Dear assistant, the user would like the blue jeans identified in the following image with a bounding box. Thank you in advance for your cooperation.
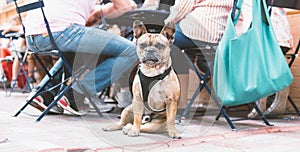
[173,24,218,74]
[26,24,138,96]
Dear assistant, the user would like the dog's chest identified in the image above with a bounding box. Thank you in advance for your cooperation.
[148,81,170,108]
[137,68,174,112]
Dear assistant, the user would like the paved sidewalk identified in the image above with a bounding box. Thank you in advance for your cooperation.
[1,90,300,152]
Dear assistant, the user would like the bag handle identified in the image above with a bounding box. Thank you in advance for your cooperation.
[231,0,271,27]
[231,0,243,25]
[252,0,271,27]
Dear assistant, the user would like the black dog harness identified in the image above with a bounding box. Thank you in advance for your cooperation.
[138,66,172,113]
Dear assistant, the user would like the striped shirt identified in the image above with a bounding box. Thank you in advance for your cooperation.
[167,0,233,43]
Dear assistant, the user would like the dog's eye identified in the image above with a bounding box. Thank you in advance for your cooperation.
[155,43,165,50]
[139,43,147,49]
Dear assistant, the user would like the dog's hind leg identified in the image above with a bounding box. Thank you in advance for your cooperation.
[103,105,134,131]
[140,119,168,133]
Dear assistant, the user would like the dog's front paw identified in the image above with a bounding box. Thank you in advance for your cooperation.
[127,126,140,137]
[168,130,181,139]
[122,123,133,135]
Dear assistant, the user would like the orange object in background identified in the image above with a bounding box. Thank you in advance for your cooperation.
[1,48,13,82]
[1,47,28,89]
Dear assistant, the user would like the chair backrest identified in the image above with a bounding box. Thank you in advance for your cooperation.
[265,0,300,66]
[13,0,73,73]
[266,0,300,10]
[14,0,59,50]
[13,0,74,76]
[14,0,44,36]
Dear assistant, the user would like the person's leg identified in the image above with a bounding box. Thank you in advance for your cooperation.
[23,58,65,113]
[173,24,198,49]
[33,54,54,83]
[26,53,36,83]
[26,24,138,113]
[10,56,20,88]
[71,26,138,98]
[173,24,218,74]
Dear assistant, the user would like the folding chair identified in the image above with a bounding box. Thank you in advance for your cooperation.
[12,0,104,122]
[181,0,300,130]
[251,0,300,116]
[285,39,300,115]
[4,32,32,95]
[179,46,273,131]
[0,55,13,95]
[268,0,300,115]
[254,39,300,117]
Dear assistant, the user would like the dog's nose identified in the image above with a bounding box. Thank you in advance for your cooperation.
[145,48,156,54]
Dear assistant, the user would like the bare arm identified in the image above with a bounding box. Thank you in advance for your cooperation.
[86,0,136,26]
[141,0,160,10]
[1,25,23,35]
[165,0,194,24]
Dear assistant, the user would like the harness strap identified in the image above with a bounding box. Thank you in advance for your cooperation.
[138,66,172,113]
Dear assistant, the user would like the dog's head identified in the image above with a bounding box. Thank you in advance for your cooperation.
[133,20,175,68]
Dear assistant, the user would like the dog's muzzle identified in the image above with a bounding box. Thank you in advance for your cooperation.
[141,48,162,66]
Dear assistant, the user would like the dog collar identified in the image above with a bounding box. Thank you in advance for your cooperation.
[138,66,172,113]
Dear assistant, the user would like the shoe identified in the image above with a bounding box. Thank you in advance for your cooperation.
[29,76,36,83]
[10,79,17,88]
[57,95,89,116]
[0,74,7,83]
[89,100,115,113]
[30,95,64,114]
[56,88,89,116]
[115,89,132,108]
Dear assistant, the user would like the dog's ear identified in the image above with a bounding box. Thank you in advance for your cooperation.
[160,22,176,43]
[133,20,148,40]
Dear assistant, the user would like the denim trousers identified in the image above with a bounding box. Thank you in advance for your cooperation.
[26,24,138,97]
[173,24,218,75]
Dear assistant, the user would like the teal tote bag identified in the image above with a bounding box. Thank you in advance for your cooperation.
[213,0,293,106]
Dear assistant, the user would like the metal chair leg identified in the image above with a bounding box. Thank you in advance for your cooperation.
[252,102,274,126]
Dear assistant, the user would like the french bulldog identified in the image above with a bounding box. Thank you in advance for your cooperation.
[103,20,181,139]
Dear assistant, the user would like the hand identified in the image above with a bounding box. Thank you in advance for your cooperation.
[1,25,22,35]
[1,28,10,35]
[140,0,159,10]
[129,0,137,10]
[164,18,175,25]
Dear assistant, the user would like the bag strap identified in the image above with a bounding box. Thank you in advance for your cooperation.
[268,0,274,15]
[231,0,271,27]
[258,0,271,27]
[231,0,243,25]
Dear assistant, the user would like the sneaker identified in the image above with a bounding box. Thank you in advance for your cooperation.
[10,79,17,88]
[56,88,90,115]
[115,89,132,108]
[57,95,89,116]
[30,95,64,114]
[88,100,115,113]
[29,76,36,83]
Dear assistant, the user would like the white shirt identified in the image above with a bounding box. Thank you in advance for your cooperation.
[24,0,96,36]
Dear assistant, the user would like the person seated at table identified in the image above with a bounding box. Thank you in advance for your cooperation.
[1,16,37,88]
[24,0,138,115]
[164,0,237,75]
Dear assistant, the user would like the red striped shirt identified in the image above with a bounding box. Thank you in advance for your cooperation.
[167,0,233,43]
